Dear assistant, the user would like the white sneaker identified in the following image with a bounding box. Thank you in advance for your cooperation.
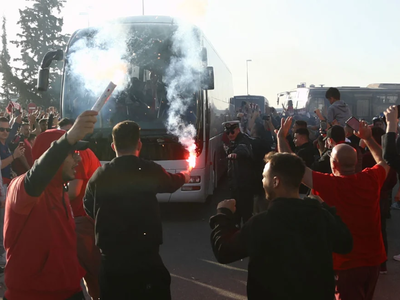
[393,254,400,261]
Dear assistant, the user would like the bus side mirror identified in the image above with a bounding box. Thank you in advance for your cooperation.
[37,69,50,92]
[37,49,64,91]
[203,66,214,90]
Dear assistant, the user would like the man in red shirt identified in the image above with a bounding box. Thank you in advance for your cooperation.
[3,111,98,300]
[68,148,102,299]
[277,117,390,300]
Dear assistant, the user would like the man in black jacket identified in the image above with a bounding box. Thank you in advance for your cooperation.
[210,152,352,300]
[222,120,254,227]
[83,120,190,300]
[294,127,315,195]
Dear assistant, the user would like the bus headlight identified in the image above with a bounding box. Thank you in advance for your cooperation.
[189,176,201,183]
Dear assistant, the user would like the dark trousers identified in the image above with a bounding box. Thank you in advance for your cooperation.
[99,260,171,300]
[335,265,380,300]
[231,188,253,227]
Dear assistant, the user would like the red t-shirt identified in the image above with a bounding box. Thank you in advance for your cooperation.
[312,165,387,270]
[71,149,101,217]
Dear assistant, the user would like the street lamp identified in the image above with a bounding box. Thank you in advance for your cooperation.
[246,59,252,95]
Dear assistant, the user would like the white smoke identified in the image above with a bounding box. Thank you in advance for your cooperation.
[164,20,204,154]
[68,23,130,98]
[67,19,203,163]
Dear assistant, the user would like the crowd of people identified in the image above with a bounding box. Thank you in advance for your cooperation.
[215,87,400,299]
[0,86,398,300]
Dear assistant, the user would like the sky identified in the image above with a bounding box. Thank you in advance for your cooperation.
[2,0,400,106]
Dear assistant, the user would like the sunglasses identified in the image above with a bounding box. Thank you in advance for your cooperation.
[225,130,236,135]
[0,128,11,133]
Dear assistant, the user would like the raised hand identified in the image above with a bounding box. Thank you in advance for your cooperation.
[13,144,25,159]
[277,117,293,138]
[66,110,98,145]
[384,105,398,125]
[353,120,372,140]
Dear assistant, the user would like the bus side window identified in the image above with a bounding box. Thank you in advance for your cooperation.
[354,93,371,119]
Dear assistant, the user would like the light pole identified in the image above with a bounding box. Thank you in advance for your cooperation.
[246,59,252,95]
[142,0,145,15]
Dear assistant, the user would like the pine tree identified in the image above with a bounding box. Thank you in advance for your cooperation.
[11,0,69,108]
[0,16,13,105]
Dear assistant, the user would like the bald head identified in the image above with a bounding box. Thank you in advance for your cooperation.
[331,144,357,175]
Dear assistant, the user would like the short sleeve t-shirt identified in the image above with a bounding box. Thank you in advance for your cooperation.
[312,165,387,270]
[71,149,101,218]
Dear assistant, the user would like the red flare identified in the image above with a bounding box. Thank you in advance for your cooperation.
[186,144,197,171]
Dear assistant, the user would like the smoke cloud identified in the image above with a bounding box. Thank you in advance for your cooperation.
[68,23,130,98]
[177,0,208,24]
[67,19,204,163]
[164,20,203,155]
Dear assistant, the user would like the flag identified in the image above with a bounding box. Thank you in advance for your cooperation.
[12,101,21,111]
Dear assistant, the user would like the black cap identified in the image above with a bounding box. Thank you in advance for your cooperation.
[324,125,345,143]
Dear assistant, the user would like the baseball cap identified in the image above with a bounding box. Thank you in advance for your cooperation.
[324,125,346,143]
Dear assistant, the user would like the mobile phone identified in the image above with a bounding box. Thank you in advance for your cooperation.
[345,116,360,132]
[19,142,24,148]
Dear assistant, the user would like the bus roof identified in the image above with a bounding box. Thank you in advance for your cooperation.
[279,83,400,95]
[114,15,177,25]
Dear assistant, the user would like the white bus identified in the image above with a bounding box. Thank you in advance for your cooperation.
[38,16,234,203]
[277,83,400,122]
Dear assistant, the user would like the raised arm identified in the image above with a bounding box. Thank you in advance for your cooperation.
[382,105,400,172]
[277,117,314,188]
[29,113,41,136]
[24,111,98,197]
[6,115,21,145]
[156,165,189,193]
[354,120,389,176]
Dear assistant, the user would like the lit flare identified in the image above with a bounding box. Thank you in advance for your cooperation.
[186,144,197,171]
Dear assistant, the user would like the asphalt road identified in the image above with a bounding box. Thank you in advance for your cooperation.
[160,177,400,300]
[160,177,248,300]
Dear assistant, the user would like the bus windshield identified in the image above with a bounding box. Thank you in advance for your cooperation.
[62,25,201,135]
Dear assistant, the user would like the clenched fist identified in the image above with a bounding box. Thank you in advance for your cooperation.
[217,199,236,213]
